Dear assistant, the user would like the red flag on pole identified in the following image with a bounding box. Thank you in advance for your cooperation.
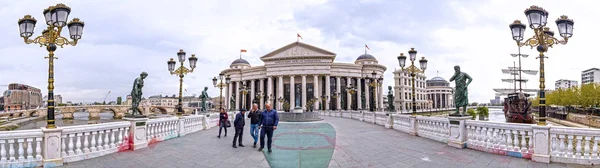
[297,33,303,39]
[240,49,247,52]
[365,44,370,50]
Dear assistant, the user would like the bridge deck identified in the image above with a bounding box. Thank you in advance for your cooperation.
[59,116,572,168]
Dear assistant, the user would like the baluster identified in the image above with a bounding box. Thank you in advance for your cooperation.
[474,127,480,147]
[68,134,75,155]
[8,139,15,161]
[576,135,583,158]
[26,138,33,161]
[104,130,110,149]
[567,135,574,158]
[83,132,90,153]
[61,134,67,156]
[0,139,6,162]
[90,131,97,152]
[512,130,519,151]
[593,136,599,159]
[75,133,83,154]
[520,130,527,153]
[584,136,591,158]
[505,129,513,150]
[527,131,533,153]
[551,134,558,156]
[118,128,124,147]
[493,129,500,150]
[110,129,116,148]
[466,126,472,145]
[35,137,42,160]
[160,122,165,137]
[97,131,105,150]
[17,138,24,161]
[560,134,567,157]
[487,128,493,150]
[499,129,506,150]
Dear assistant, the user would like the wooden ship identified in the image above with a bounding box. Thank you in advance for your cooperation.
[493,53,538,124]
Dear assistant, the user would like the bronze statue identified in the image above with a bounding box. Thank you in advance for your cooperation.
[387,86,395,112]
[130,72,148,116]
[449,66,473,116]
[200,87,209,112]
[361,94,366,110]
[229,96,236,111]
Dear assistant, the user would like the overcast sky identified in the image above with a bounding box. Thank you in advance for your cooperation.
[0,0,590,104]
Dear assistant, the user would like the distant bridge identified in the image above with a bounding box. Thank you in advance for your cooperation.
[0,105,197,119]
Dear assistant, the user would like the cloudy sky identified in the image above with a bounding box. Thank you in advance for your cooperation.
[0,0,589,104]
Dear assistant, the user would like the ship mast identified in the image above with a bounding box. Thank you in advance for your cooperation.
[511,47,529,93]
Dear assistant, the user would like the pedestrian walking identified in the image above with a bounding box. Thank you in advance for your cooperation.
[217,108,229,138]
[232,109,246,148]
[258,103,279,153]
[248,103,262,148]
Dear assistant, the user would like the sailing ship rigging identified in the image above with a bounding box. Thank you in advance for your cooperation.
[493,51,538,123]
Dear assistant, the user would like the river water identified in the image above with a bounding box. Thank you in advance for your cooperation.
[16,111,122,130]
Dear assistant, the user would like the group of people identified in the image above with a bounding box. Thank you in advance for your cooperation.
[217,103,279,153]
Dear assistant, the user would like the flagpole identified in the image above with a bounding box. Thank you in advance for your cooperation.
[365,45,367,54]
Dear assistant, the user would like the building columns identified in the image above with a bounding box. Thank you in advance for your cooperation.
[346,77,351,110]
[380,78,384,110]
[259,79,265,109]
[325,75,331,110]
[357,78,362,110]
[226,81,232,110]
[336,76,341,110]
[267,77,273,105]
[235,81,240,110]
[313,75,319,110]
[250,80,255,109]
[302,75,307,110]
[290,75,295,111]
[278,76,284,111]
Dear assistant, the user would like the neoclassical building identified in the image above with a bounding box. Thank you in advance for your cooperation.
[220,41,387,112]
[393,68,427,112]
[426,76,454,109]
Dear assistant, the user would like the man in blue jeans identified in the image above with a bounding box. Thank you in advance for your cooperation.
[247,103,262,148]
[258,103,279,153]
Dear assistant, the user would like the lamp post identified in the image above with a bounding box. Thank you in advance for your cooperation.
[18,3,85,128]
[509,6,574,126]
[212,74,231,111]
[255,90,263,106]
[347,84,357,110]
[167,49,198,116]
[239,84,249,110]
[320,95,327,111]
[367,71,383,112]
[397,48,428,116]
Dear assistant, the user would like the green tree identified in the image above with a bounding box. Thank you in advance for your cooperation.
[117,97,122,105]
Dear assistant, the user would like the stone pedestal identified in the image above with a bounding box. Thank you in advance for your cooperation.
[124,118,149,150]
[532,125,551,163]
[384,113,393,129]
[293,107,304,113]
[409,116,418,136]
[447,116,471,149]
[42,127,64,167]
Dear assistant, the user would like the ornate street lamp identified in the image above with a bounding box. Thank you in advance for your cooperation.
[510,6,574,126]
[397,48,428,116]
[347,84,357,110]
[212,74,230,111]
[18,3,85,128]
[367,71,383,112]
[239,84,249,110]
[167,49,198,116]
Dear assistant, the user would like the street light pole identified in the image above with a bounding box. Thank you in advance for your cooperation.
[213,74,231,111]
[509,5,574,126]
[167,49,198,116]
[397,48,428,116]
[18,3,85,128]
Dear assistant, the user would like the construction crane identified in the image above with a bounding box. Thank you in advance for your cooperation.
[102,91,111,104]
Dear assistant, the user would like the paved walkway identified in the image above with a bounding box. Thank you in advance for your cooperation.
[60,116,595,168]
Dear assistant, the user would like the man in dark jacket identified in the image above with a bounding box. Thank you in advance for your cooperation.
[248,103,262,148]
[258,103,279,152]
[232,109,246,148]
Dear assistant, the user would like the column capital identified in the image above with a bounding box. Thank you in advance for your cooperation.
[301,75,307,77]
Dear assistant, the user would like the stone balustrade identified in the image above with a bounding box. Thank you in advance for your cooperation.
[320,110,600,165]
[0,112,227,167]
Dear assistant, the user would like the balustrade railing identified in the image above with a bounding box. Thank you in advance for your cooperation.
[61,121,130,163]
[182,115,204,134]
[416,116,450,143]
[147,117,179,143]
[465,121,533,158]
[363,112,374,123]
[392,114,411,133]
[374,113,387,126]
[550,127,600,164]
[0,129,43,167]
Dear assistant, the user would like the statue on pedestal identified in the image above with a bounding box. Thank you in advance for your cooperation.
[200,87,209,112]
[361,94,366,110]
[130,72,148,116]
[229,96,236,111]
[387,86,395,112]
[295,85,301,108]
[449,65,473,116]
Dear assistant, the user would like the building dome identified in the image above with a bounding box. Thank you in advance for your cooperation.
[231,58,250,65]
[356,54,377,61]
[427,76,449,87]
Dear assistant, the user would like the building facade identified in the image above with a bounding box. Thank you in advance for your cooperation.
[425,77,454,110]
[147,95,178,106]
[220,41,387,112]
[43,95,62,106]
[393,68,427,112]
[2,83,43,111]
[581,68,600,84]
[555,79,578,89]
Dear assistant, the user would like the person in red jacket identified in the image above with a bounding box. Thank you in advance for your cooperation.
[217,108,228,138]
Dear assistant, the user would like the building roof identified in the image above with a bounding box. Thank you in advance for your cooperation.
[426,76,449,86]
[230,58,250,66]
[356,54,377,61]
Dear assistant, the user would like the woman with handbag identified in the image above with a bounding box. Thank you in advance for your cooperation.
[218,108,230,138]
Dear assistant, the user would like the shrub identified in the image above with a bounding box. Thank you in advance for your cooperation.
[467,108,477,118]
[476,106,489,117]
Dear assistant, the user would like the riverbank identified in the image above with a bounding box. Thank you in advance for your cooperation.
[0,116,45,131]
[547,117,599,128]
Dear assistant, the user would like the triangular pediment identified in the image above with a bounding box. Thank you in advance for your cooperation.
[260,42,336,61]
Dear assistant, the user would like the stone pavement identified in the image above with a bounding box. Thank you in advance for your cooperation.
[59,116,597,168]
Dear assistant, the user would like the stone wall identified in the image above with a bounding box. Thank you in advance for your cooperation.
[567,113,600,128]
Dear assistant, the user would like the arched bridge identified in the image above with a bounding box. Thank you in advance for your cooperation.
[0,105,195,119]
